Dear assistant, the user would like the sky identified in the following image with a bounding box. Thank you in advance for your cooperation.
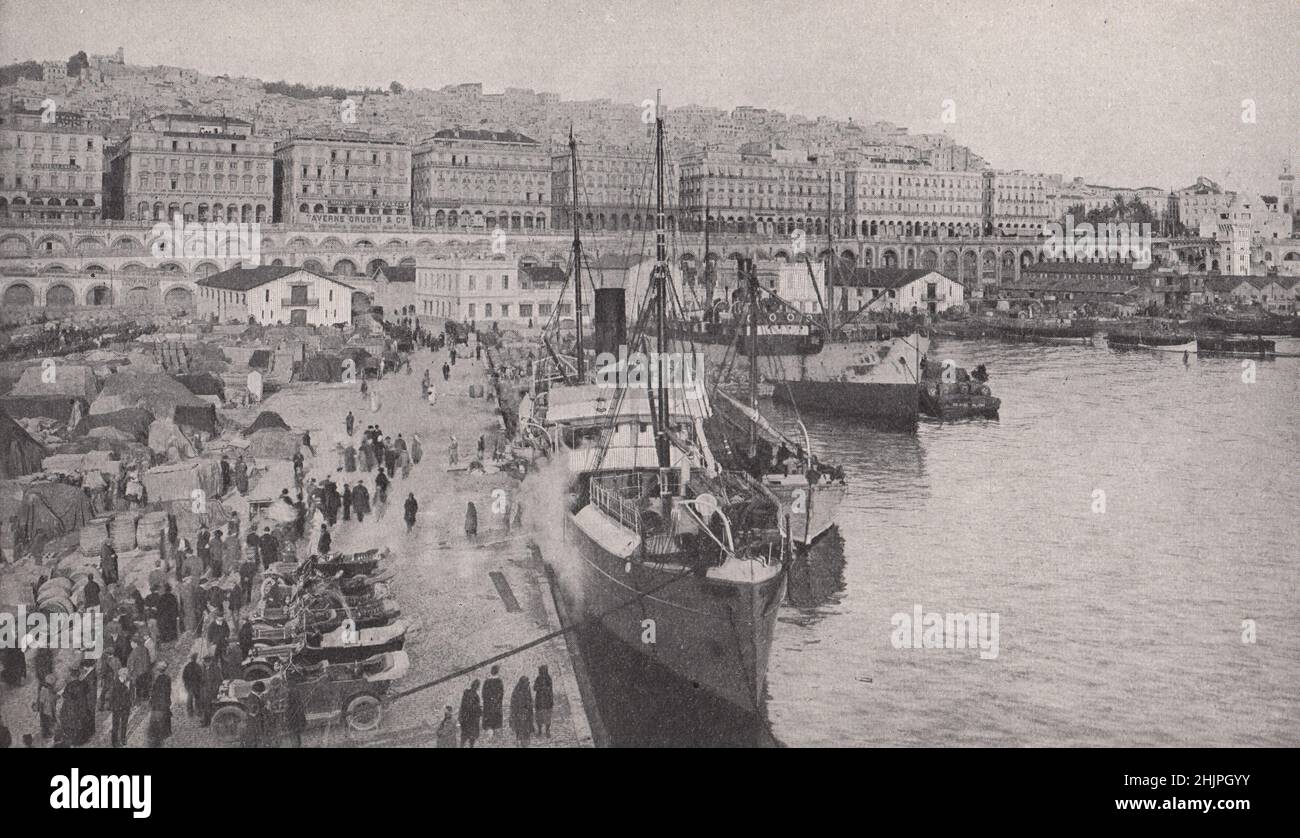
[1,0,1297,194]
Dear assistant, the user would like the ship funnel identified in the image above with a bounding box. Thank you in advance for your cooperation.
[593,287,626,358]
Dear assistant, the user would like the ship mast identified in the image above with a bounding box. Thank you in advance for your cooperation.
[747,258,759,456]
[568,128,586,380]
[825,161,835,335]
[652,92,672,501]
[702,193,711,311]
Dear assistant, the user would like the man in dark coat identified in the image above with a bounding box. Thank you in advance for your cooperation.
[403,493,418,532]
[198,655,222,726]
[509,676,534,747]
[481,666,504,739]
[343,483,353,521]
[181,653,202,717]
[156,583,179,643]
[109,668,132,746]
[234,456,249,495]
[317,524,331,554]
[458,680,482,747]
[534,665,554,736]
[219,455,232,496]
[352,482,370,523]
[345,411,355,437]
[147,663,172,748]
[83,574,101,611]
[259,529,280,568]
[374,469,390,507]
[100,541,119,585]
[237,617,255,661]
[59,672,93,746]
[207,614,230,659]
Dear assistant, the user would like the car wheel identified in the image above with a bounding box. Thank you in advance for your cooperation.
[344,693,382,733]
[210,706,248,744]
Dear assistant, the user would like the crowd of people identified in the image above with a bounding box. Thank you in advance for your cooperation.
[443,662,555,748]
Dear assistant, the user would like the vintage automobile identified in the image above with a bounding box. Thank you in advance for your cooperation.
[254,583,392,623]
[249,597,402,641]
[241,619,409,680]
[209,650,411,741]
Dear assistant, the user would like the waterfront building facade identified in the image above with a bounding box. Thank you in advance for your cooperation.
[106,113,275,223]
[982,170,1052,236]
[0,104,104,222]
[679,143,846,236]
[550,143,679,231]
[411,128,551,231]
[846,161,983,238]
[412,257,585,328]
[196,264,355,325]
[829,267,965,315]
[273,135,412,230]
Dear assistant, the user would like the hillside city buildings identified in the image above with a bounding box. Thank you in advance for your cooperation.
[1,49,1299,324]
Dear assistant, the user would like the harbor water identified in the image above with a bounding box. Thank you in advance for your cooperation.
[763,338,1300,746]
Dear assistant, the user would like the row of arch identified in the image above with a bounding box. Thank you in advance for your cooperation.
[1,280,195,310]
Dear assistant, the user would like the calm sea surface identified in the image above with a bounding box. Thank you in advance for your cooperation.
[763,338,1300,747]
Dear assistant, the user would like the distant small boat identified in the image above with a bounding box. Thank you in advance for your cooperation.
[1106,332,1197,353]
[920,364,1000,420]
[1197,336,1276,357]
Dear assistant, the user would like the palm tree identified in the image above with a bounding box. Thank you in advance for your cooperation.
[1112,194,1128,221]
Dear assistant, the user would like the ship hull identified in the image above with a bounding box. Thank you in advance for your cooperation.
[560,512,786,714]
[771,379,920,427]
[769,481,846,544]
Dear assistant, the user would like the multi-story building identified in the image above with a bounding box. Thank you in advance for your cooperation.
[846,160,983,238]
[550,142,679,231]
[830,267,966,315]
[411,128,551,231]
[106,113,275,223]
[0,103,104,222]
[273,134,411,229]
[982,170,1052,236]
[679,143,846,236]
[412,257,585,328]
[195,265,355,326]
[1176,176,1234,235]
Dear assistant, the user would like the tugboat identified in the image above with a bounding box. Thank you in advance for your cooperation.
[920,361,1000,419]
[1106,329,1197,353]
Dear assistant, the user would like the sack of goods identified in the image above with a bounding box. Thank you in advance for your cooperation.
[80,517,111,555]
[109,512,139,552]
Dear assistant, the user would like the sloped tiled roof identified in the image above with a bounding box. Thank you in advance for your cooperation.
[835,267,953,289]
[197,265,333,292]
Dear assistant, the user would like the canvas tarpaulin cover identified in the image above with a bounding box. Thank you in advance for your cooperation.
[246,429,299,459]
[13,481,93,545]
[0,407,47,479]
[173,403,218,436]
[142,460,221,504]
[147,418,198,459]
[74,407,154,443]
[175,372,226,399]
[91,370,208,418]
[0,394,87,424]
[298,354,342,383]
[243,411,292,436]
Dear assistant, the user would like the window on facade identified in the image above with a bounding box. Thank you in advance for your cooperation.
[468,304,476,318]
